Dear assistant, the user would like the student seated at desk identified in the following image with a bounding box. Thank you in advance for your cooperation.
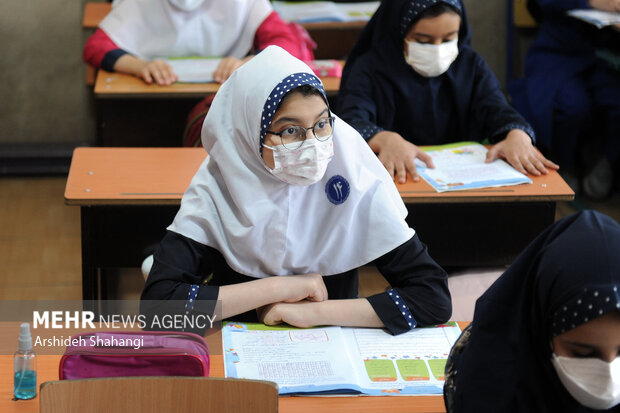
[511,0,620,199]
[141,46,451,335]
[83,0,313,146]
[444,210,620,412]
[336,0,558,184]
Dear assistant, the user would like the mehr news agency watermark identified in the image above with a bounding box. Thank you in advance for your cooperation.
[31,311,217,350]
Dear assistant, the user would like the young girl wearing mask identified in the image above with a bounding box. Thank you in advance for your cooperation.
[141,46,452,334]
[337,0,558,184]
[444,210,620,412]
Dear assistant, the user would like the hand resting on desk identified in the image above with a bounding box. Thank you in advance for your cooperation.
[485,129,559,177]
[258,298,384,329]
[219,272,328,319]
[367,131,435,184]
[114,54,178,85]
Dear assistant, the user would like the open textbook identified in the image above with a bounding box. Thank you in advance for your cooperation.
[163,57,222,83]
[416,142,532,192]
[162,57,343,83]
[223,321,461,395]
[567,9,620,28]
[272,1,380,23]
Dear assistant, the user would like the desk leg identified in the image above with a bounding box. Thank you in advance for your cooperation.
[81,206,99,314]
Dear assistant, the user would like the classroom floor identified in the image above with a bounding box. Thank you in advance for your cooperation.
[2,176,620,320]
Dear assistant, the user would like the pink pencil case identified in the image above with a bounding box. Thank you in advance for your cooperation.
[307,59,343,78]
[59,331,209,379]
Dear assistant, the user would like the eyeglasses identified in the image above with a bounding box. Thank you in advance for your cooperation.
[265,117,335,150]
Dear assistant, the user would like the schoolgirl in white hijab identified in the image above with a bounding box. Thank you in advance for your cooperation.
[141,46,451,334]
[97,0,276,85]
[100,0,271,61]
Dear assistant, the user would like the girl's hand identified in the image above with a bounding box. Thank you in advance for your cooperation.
[258,301,320,328]
[486,129,559,176]
[589,0,620,12]
[213,56,252,83]
[368,131,435,184]
[137,59,177,85]
[279,273,328,303]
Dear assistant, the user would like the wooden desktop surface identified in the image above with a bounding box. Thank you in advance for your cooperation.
[64,147,574,206]
[1,322,470,413]
[82,2,110,28]
[94,70,342,98]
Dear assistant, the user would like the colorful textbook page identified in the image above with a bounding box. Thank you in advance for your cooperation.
[416,142,532,192]
[163,57,222,83]
[222,321,461,395]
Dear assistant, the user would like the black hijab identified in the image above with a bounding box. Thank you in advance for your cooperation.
[337,0,534,145]
[451,210,620,412]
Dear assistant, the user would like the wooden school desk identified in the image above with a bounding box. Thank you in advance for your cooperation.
[65,147,573,305]
[0,322,469,413]
[94,69,342,99]
[92,68,341,147]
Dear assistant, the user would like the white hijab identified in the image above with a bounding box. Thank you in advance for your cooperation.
[99,0,272,60]
[169,46,415,277]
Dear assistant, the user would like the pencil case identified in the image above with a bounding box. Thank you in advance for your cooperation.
[307,59,343,78]
[59,331,209,379]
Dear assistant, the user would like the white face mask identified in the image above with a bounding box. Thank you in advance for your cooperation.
[551,353,620,410]
[168,0,205,11]
[405,39,459,78]
[263,137,334,186]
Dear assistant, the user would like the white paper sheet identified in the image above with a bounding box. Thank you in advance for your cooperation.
[163,58,222,83]
[567,9,620,28]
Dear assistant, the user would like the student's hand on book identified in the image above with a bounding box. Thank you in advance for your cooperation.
[486,129,559,176]
[368,131,435,184]
[279,273,328,303]
[113,55,178,85]
[589,0,620,12]
[138,59,178,86]
[213,57,252,83]
[258,301,319,328]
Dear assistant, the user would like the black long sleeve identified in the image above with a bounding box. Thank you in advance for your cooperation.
[142,231,451,335]
[367,234,451,335]
[468,54,536,144]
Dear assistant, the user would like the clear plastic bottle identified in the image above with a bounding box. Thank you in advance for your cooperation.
[14,322,37,400]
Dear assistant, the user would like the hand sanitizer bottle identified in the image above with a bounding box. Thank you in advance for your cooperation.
[14,322,37,400]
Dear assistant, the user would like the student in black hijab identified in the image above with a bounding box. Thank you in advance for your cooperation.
[337,0,558,184]
[445,210,620,412]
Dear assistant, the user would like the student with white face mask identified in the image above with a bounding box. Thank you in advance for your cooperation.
[338,0,558,185]
[444,210,620,412]
[141,46,452,334]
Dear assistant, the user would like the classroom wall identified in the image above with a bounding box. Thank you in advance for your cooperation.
[464,0,507,87]
[0,0,508,148]
[0,0,97,146]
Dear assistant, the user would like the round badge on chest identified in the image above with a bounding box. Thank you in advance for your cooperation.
[325,175,350,205]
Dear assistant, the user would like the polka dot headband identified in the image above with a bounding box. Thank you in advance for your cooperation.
[550,284,620,337]
[259,72,327,152]
[400,0,462,36]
